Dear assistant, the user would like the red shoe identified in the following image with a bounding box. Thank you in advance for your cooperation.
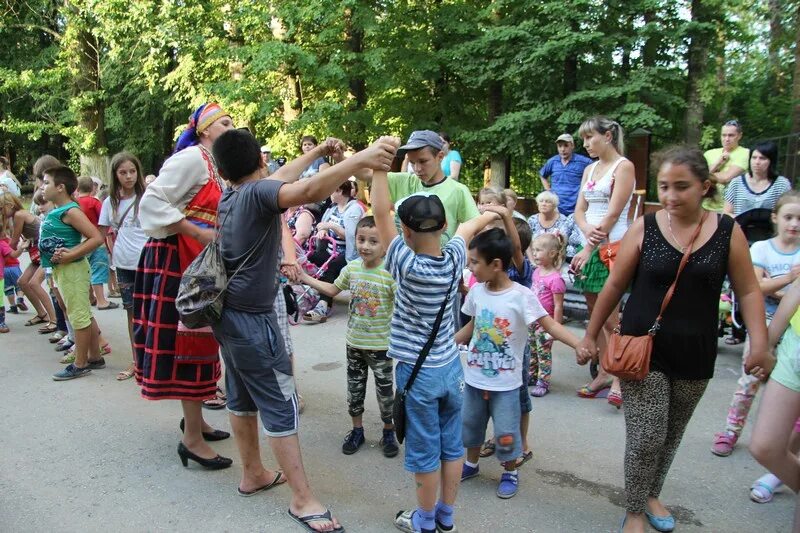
[608,390,623,409]
[711,431,738,457]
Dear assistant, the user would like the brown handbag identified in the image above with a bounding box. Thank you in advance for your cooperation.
[603,212,707,381]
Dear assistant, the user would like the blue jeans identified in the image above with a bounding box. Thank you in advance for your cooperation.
[395,357,465,473]
[462,384,522,462]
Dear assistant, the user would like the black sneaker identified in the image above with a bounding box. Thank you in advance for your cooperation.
[342,428,365,455]
[8,305,18,314]
[87,357,106,369]
[380,429,399,458]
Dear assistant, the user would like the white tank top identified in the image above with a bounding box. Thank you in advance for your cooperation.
[581,157,632,243]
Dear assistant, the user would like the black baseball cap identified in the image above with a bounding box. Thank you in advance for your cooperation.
[396,193,446,233]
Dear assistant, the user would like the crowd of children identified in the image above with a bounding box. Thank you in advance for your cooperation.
[5,120,800,533]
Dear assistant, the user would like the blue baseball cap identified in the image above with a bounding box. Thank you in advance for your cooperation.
[399,130,444,152]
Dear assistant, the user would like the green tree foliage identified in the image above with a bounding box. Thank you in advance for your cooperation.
[0,0,796,194]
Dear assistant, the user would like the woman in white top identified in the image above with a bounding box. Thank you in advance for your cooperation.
[571,117,635,407]
[0,156,21,197]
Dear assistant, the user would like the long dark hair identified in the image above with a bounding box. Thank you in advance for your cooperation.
[109,152,145,220]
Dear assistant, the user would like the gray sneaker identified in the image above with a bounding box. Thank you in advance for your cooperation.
[87,358,106,369]
[53,364,92,381]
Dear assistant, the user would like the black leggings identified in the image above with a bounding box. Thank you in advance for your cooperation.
[308,243,347,306]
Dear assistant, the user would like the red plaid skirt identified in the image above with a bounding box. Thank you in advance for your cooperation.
[132,235,220,401]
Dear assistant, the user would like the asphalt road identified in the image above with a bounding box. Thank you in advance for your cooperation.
[0,294,794,532]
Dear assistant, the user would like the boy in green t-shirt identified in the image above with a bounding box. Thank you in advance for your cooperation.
[299,216,399,458]
[39,165,105,381]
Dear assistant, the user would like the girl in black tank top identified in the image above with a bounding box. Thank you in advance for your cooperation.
[574,147,771,531]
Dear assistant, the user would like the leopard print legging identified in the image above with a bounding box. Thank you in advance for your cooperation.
[621,371,709,513]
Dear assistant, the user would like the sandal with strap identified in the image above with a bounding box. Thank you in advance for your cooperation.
[479,438,496,458]
[116,365,135,381]
[25,315,48,326]
[577,379,612,398]
[202,387,227,410]
[288,508,344,532]
[38,322,58,334]
[751,475,783,503]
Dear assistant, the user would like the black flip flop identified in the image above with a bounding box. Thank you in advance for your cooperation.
[287,509,345,532]
[237,471,286,497]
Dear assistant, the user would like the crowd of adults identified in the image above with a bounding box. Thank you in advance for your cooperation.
[1,107,798,533]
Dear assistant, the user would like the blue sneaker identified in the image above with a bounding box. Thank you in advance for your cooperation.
[342,428,365,455]
[496,472,519,499]
[53,364,91,381]
[645,510,675,532]
[460,463,479,481]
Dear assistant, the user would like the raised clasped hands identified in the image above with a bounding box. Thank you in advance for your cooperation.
[361,136,400,172]
[320,137,346,162]
[481,204,510,219]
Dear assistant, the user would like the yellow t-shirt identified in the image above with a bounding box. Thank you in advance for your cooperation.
[790,306,800,336]
[702,145,750,211]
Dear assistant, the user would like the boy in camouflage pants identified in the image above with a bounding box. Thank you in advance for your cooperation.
[299,216,399,457]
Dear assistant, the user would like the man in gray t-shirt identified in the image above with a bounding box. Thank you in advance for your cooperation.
[210,128,397,532]
[218,178,283,312]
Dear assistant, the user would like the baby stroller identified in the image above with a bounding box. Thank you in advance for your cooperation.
[288,233,340,325]
[718,208,774,341]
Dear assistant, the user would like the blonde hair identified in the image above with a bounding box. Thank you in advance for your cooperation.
[536,190,560,207]
[578,116,625,154]
[774,190,800,215]
[478,186,506,206]
[504,188,517,202]
[533,232,566,270]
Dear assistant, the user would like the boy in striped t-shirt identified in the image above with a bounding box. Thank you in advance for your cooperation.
[299,216,399,458]
[371,149,499,533]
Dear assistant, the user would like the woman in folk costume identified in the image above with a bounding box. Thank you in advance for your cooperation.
[134,103,235,469]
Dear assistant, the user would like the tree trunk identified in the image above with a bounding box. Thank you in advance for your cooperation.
[768,0,784,90]
[642,10,657,68]
[488,80,507,187]
[563,21,579,96]
[785,3,800,181]
[74,28,109,181]
[345,6,367,150]
[684,0,712,144]
[270,16,303,122]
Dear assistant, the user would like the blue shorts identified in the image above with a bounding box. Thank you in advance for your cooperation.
[3,266,22,296]
[520,345,532,414]
[395,357,465,473]
[116,268,135,310]
[462,384,522,463]
[88,247,109,285]
[213,307,299,437]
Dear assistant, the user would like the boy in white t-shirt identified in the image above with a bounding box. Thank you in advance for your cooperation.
[455,228,580,499]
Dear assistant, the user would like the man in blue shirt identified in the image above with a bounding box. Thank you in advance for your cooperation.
[539,134,593,216]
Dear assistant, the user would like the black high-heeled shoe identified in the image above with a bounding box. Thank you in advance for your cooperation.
[177,442,232,470]
[179,418,230,441]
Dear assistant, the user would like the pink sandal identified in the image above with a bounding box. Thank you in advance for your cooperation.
[608,390,623,409]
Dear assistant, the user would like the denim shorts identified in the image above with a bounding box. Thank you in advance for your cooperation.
[212,307,299,437]
[3,266,22,296]
[116,268,135,310]
[520,345,532,414]
[88,247,109,285]
[395,357,465,473]
[462,384,522,462]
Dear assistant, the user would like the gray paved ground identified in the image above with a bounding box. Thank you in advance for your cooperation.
[0,293,795,532]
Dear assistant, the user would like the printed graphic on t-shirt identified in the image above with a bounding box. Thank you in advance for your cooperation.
[350,279,381,318]
[468,308,516,377]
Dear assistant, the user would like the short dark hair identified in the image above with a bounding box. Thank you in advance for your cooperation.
[513,218,533,252]
[469,228,512,270]
[300,135,318,147]
[44,165,77,195]
[338,180,354,198]
[356,216,376,233]
[652,145,716,200]
[724,119,743,134]
[751,141,779,181]
[212,129,261,183]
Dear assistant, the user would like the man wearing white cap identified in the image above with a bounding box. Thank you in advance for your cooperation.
[539,133,592,216]
[260,145,280,176]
